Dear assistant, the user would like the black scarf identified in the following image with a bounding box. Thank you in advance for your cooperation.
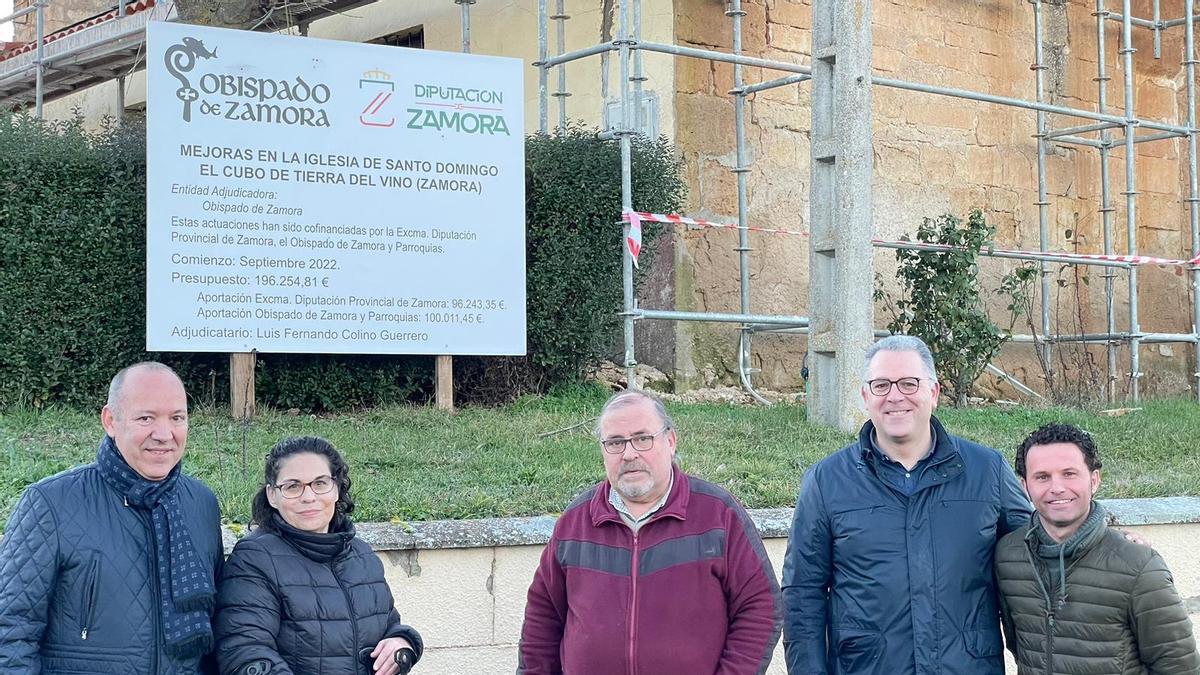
[271,512,355,563]
[95,435,214,658]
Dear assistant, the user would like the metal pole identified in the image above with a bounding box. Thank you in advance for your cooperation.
[116,76,125,123]
[553,0,568,129]
[872,241,1134,268]
[538,0,548,133]
[635,309,810,324]
[1121,0,1142,401]
[456,0,474,53]
[728,0,768,405]
[618,0,638,387]
[1097,0,1119,402]
[630,40,1189,134]
[34,1,44,118]
[1185,0,1200,399]
[541,42,616,68]
[631,0,644,134]
[1102,10,1157,28]
[1153,0,1162,59]
[742,74,811,95]
[1033,0,1053,380]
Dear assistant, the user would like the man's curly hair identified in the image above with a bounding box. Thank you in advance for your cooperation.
[1014,422,1102,478]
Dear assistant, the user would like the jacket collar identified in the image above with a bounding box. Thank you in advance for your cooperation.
[590,464,689,527]
[856,416,965,490]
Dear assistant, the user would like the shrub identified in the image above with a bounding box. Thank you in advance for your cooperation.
[876,209,1026,405]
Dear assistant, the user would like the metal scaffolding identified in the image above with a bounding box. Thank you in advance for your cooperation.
[6,0,1199,410]
[534,0,1200,410]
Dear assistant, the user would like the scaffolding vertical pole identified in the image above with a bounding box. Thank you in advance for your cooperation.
[1153,0,1162,58]
[1121,0,1142,401]
[618,0,638,387]
[808,0,875,432]
[117,76,126,124]
[553,0,568,128]
[631,0,644,133]
[1096,0,1119,402]
[34,1,44,118]
[1033,0,1053,382]
[728,0,766,404]
[456,0,474,53]
[1185,0,1200,399]
[538,0,549,133]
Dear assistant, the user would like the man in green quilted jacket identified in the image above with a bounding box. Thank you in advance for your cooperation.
[995,422,1199,675]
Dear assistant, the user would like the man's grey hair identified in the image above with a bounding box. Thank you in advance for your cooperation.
[594,389,675,438]
[107,361,184,415]
[862,335,937,381]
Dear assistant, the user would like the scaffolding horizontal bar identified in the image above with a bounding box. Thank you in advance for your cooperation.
[537,41,616,68]
[742,320,810,331]
[1049,135,1107,148]
[872,240,1135,268]
[1142,332,1200,343]
[0,5,36,24]
[632,308,810,325]
[1163,14,1200,27]
[739,74,810,95]
[1100,11,1159,28]
[1044,121,1124,139]
[636,41,812,76]
[873,75,1188,135]
[1133,130,1186,144]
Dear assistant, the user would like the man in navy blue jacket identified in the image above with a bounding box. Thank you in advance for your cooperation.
[782,335,1032,675]
[0,362,223,674]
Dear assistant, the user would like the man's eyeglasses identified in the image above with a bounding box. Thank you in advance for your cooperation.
[273,476,336,499]
[600,426,671,454]
[865,377,925,396]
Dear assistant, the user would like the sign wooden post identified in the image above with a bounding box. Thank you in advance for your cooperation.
[231,352,256,420]
[435,354,453,411]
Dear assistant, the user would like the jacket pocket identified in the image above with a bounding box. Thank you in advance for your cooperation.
[79,556,100,640]
[835,628,882,673]
[962,627,1002,658]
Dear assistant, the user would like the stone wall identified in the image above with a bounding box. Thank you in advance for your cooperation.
[322,498,1200,673]
[671,0,1198,397]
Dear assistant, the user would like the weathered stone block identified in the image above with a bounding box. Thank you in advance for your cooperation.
[381,547,496,647]
[904,101,978,133]
[491,545,544,643]
[766,0,811,30]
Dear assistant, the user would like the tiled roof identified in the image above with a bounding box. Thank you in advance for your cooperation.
[0,0,155,63]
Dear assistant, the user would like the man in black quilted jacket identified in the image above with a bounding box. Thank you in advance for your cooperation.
[0,362,224,674]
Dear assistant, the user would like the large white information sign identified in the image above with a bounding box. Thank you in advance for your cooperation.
[146,22,526,355]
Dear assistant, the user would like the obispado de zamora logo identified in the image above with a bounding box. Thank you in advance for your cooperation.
[164,36,333,127]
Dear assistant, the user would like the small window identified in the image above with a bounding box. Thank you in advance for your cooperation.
[370,26,424,50]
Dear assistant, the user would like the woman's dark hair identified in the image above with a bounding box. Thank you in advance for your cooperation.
[251,436,355,532]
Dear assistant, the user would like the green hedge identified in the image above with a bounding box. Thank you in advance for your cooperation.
[0,117,684,409]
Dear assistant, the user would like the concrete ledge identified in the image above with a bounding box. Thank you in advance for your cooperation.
[219,497,1200,553]
[1103,497,1200,525]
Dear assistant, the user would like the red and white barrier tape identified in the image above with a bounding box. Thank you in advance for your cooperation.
[622,210,1200,269]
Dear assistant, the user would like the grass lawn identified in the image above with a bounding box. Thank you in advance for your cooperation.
[2,387,1198,526]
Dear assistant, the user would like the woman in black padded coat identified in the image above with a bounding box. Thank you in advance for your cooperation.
[215,436,422,675]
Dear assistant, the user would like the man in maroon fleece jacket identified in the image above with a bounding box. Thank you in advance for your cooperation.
[518,390,782,674]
